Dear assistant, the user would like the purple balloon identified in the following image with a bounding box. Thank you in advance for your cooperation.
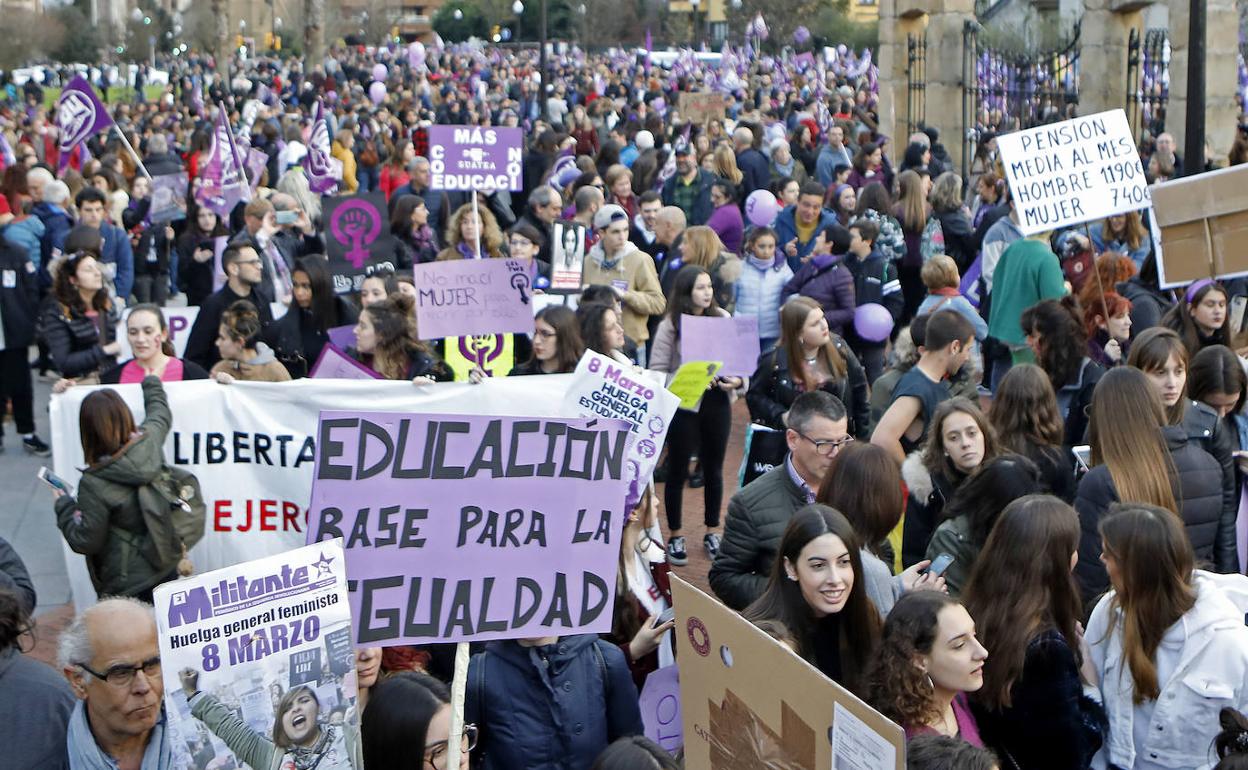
[745,189,780,227]
[372,63,388,82]
[854,303,894,343]
[369,81,387,105]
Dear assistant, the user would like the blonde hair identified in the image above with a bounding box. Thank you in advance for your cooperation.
[920,255,960,290]
[713,145,743,185]
[680,226,725,269]
[441,202,504,258]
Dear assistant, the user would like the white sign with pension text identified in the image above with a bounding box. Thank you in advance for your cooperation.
[996,109,1149,235]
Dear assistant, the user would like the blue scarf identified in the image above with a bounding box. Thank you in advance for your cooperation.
[66,700,171,770]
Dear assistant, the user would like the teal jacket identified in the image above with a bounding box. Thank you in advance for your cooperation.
[986,239,1066,347]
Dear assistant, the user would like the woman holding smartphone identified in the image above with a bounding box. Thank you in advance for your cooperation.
[648,265,745,565]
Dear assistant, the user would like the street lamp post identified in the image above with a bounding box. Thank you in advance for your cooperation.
[577,3,586,47]
[690,0,701,47]
[513,0,524,44]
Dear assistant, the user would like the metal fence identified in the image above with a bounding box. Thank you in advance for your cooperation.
[906,33,928,137]
[961,20,1081,179]
[1125,27,1170,140]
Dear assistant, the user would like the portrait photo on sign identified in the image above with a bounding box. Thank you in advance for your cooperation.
[551,222,586,292]
[154,541,363,770]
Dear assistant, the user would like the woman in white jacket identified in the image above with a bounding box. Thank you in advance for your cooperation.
[1086,503,1248,770]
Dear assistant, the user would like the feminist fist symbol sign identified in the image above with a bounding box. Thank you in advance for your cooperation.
[330,199,383,269]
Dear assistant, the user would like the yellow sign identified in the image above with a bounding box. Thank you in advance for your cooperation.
[445,334,515,381]
[668,360,722,410]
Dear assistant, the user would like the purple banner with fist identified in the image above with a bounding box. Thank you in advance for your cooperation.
[322,192,397,294]
[307,411,632,645]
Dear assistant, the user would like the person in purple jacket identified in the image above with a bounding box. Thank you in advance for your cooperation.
[780,222,856,338]
[705,180,744,256]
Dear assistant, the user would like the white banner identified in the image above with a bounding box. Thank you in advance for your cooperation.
[997,109,1150,235]
[114,306,200,360]
[51,376,592,610]
[153,540,359,770]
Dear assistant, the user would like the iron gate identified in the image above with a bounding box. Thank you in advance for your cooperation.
[906,33,928,137]
[1125,27,1170,140]
[961,21,1081,179]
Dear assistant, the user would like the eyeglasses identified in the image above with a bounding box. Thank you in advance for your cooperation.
[795,431,854,456]
[534,329,557,339]
[425,723,478,768]
[78,656,162,687]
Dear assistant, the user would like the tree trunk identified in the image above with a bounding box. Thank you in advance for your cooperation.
[213,0,229,83]
[304,0,325,64]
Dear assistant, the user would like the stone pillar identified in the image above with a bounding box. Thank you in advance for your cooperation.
[878,0,975,174]
[1168,0,1238,166]
[1079,0,1145,122]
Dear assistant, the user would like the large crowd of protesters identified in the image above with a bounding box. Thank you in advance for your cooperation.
[3,32,1248,770]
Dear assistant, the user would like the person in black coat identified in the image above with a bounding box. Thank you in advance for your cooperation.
[262,255,359,378]
[40,251,121,380]
[963,496,1106,770]
[0,238,47,453]
[1073,369,1224,608]
[183,244,274,371]
[747,297,870,439]
[932,172,977,273]
[122,198,173,307]
[176,205,229,307]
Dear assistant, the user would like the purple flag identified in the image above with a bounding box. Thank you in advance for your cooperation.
[309,344,380,379]
[190,80,204,116]
[55,75,114,171]
[0,133,14,167]
[645,29,653,74]
[304,100,338,195]
[306,411,632,645]
[194,106,251,217]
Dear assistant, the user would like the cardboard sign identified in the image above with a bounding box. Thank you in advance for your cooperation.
[427,125,523,192]
[307,411,632,646]
[323,192,398,294]
[679,92,726,125]
[564,350,680,508]
[671,576,905,770]
[153,540,362,770]
[551,222,587,292]
[413,258,536,340]
[996,109,1149,236]
[679,315,761,378]
[149,172,188,224]
[1150,164,1248,288]
[308,344,382,380]
[114,306,199,360]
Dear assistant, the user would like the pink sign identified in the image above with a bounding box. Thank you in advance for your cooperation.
[413,258,536,340]
[308,344,381,380]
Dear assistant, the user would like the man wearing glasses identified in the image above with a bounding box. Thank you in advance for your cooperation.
[183,244,273,370]
[710,391,851,610]
[60,598,170,769]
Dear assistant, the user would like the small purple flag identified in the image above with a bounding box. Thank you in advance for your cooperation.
[190,80,204,116]
[194,105,251,218]
[304,100,338,195]
[0,133,15,167]
[55,75,114,171]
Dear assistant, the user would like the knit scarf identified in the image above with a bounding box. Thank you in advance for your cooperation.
[747,254,774,271]
[66,700,171,770]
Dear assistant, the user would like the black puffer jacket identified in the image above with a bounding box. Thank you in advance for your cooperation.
[709,464,808,610]
[746,338,871,438]
[1073,425,1223,607]
[900,453,967,568]
[1181,400,1240,573]
[40,297,119,378]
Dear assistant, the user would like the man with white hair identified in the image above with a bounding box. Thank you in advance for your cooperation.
[733,125,770,199]
[60,598,171,769]
[32,180,74,286]
[25,166,52,203]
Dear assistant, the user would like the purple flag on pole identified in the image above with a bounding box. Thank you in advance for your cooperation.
[190,80,204,116]
[55,75,114,171]
[0,133,14,167]
[194,106,251,218]
[304,100,338,195]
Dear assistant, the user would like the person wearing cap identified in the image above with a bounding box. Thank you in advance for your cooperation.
[661,144,715,227]
[583,204,666,363]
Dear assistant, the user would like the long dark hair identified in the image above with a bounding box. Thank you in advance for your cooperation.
[990,364,1065,452]
[1127,326,1190,425]
[526,306,584,373]
[1098,503,1197,703]
[389,194,422,236]
[1020,297,1086,390]
[363,293,429,380]
[578,302,621,356]
[940,454,1043,547]
[53,252,112,318]
[666,265,719,339]
[1162,279,1230,355]
[743,504,881,693]
[817,442,905,559]
[1190,344,1248,416]
[963,495,1083,710]
[292,255,342,333]
[863,591,963,729]
[361,672,450,770]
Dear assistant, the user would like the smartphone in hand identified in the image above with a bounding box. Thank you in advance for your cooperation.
[926,553,955,578]
[37,466,73,495]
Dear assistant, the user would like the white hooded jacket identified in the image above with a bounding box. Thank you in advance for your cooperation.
[1088,570,1248,769]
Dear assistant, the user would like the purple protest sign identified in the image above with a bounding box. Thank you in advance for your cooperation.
[427,125,523,192]
[309,344,381,380]
[56,75,114,171]
[304,100,338,194]
[327,325,356,351]
[149,172,188,224]
[640,665,683,754]
[413,258,536,340]
[307,411,632,645]
[246,148,268,191]
[679,315,761,378]
[322,192,397,293]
